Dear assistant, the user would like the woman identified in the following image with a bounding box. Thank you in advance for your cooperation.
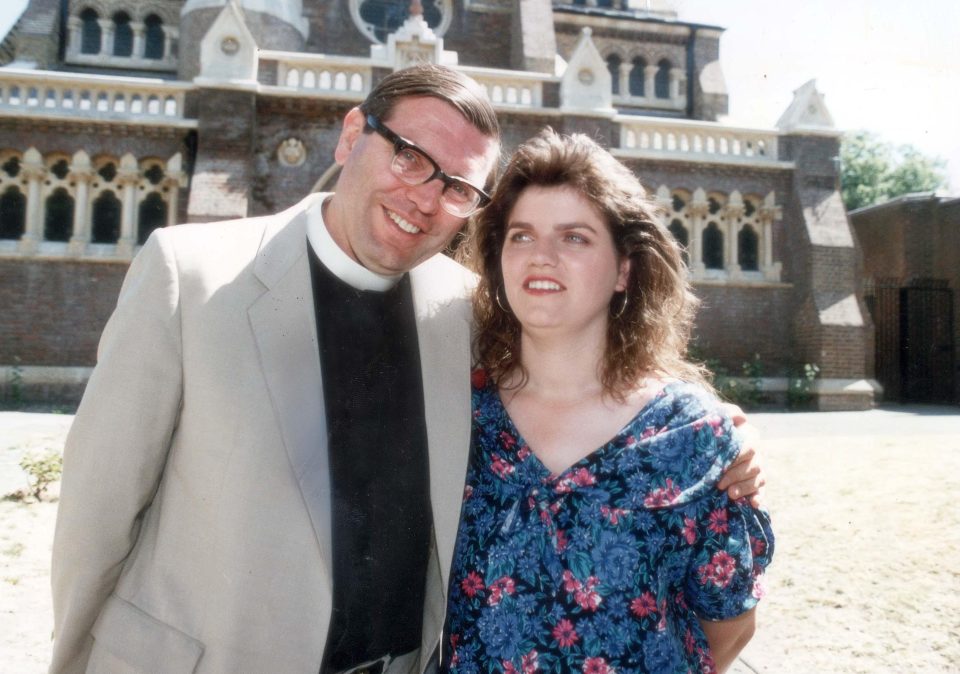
[444,130,774,673]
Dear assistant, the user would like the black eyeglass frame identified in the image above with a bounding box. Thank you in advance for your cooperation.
[364,113,492,216]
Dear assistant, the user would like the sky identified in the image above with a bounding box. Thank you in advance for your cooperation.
[0,0,957,194]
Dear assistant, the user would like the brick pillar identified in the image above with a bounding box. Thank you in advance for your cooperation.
[186,88,257,222]
[781,132,875,410]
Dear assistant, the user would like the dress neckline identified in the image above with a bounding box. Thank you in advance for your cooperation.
[491,379,680,481]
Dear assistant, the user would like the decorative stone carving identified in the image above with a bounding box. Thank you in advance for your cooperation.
[277,138,307,167]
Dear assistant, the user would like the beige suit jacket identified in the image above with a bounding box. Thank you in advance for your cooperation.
[49,193,474,673]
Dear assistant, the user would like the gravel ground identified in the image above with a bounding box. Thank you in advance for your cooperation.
[2,406,959,673]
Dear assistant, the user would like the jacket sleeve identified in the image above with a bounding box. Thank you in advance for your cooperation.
[49,229,184,674]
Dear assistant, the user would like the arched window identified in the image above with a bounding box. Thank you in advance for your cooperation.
[0,186,25,239]
[80,8,101,55]
[606,54,621,95]
[738,224,759,271]
[112,12,133,57]
[138,192,166,244]
[596,0,614,7]
[655,59,671,99]
[669,219,689,265]
[144,15,164,60]
[92,191,121,243]
[44,188,74,242]
[702,222,724,270]
[628,57,646,97]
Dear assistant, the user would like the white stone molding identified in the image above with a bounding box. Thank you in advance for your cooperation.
[560,28,614,115]
[777,79,838,136]
[195,0,258,86]
[724,190,744,277]
[688,188,708,275]
[163,153,186,228]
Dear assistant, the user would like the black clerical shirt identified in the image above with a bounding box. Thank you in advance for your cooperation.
[309,247,432,673]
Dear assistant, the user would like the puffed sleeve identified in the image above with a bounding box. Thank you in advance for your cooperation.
[683,418,774,621]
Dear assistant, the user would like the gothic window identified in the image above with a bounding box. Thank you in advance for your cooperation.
[144,15,165,60]
[80,8,101,55]
[655,59,671,99]
[596,0,614,7]
[2,156,20,178]
[44,188,74,242]
[702,222,724,270]
[738,224,759,271]
[92,191,121,243]
[628,58,646,96]
[113,12,134,58]
[0,186,25,240]
[138,193,166,244]
[354,0,450,44]
[669,219,689,265]
[606,54,621,95]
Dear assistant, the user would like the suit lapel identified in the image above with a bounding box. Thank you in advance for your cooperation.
[247,195,333,586]
[410,261,473,594]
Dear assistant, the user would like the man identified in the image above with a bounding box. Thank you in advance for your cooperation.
[50,64,762,674]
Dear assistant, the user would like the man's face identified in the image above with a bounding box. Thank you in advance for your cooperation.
[325,96,500,276]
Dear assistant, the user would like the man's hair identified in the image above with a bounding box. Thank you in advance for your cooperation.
[360,63,501,142]
[462,128,711,400]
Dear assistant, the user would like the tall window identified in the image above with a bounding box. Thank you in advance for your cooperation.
[144,15,165,60]
[113,12,133,57]
[628,58,646,96]
[138,192,166,244]
[606,54,621,95]
[92,191,121,243]
[80,8,101,54]
[669,219,689,265]
[703,222,724,270]
[44,188,74,242]
[0,186,25,239]
[738,225,759,271]
[655,59,671,99]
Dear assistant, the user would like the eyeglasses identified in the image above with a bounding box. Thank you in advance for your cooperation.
[365,113,491,218]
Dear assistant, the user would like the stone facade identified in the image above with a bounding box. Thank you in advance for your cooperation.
[0,0,878,409]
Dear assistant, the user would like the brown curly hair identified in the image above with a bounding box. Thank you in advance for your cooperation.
[460,128,711,400]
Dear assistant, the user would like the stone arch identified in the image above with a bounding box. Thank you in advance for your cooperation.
[144,14,165,59]
[628,56,646,96]
[0,185,26,240]
[78,7,101,54]
[655,58,672,99]
[112,10,134,57]
[738,224,759,271]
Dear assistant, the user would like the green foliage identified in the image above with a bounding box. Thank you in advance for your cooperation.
[15,450,63,502]
[4,357,23,409]
[787,363,821,410]
[840,131,948,211]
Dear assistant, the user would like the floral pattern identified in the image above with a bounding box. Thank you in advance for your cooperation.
[443,371,774,674]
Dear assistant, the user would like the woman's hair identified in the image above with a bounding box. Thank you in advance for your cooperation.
[461,128,711,399]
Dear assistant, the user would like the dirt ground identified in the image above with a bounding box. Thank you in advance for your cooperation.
[1,407,958,673]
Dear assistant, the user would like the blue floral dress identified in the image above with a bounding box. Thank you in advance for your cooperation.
[442,370,774,674]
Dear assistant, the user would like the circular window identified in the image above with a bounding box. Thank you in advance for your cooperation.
[350,0,453,44]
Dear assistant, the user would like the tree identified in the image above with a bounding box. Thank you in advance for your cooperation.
[840,131,948,211]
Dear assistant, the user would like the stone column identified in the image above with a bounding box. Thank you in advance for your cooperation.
[689,188,708,275]
[725,192,744,277]
[164,153,185,227]
[644,64,657,100]
[132,22,145,59]
[116,153,139,256]
[19,148,45,254]
[66,17,81,58]
[670,67,683,101]
[760,191,782,281]
[617,62,628,98]
[68,151,95,255]
[98,19,114,57]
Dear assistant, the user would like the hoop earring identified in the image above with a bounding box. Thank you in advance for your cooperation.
[611,290,628,320]
[495,285,509,313]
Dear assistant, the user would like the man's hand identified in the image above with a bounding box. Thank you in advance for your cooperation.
[718,403,765,507]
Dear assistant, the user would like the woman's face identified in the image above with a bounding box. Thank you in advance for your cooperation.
[500,185,630,336]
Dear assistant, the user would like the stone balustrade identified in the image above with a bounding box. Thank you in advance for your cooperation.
[457,66,553,109]
[259,51,371,97]
[0,68,194,126]
[617,117,781,164]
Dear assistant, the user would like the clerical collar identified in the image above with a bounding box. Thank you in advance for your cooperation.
[306,196,402,292]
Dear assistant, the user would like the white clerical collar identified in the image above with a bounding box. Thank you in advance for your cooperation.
[306,195,402,292]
